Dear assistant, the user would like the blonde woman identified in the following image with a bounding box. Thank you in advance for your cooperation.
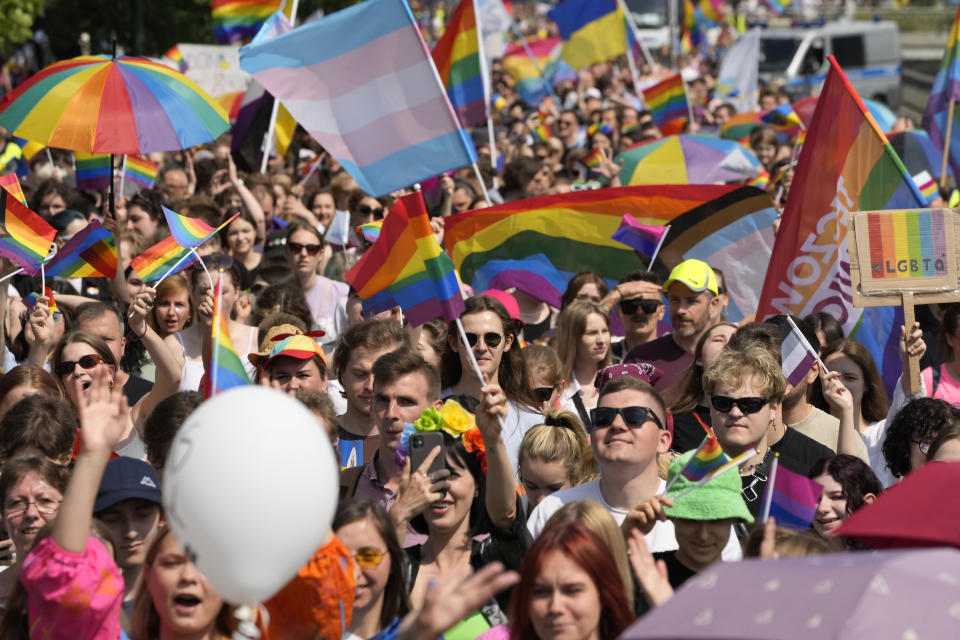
[517,410,596,515]
[555,301,611,425]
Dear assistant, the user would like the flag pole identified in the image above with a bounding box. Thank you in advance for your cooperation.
[472,0,499,190]
[647,225,669,270]
[454,316,506,431]
[760,453,779,523]
[785,314,828,372]
[941,98,955,190]
[211,271,223,396]
[471,163,493,206]
[259,0,300,174]
[617,0,658,72]
[668,447,755,501]
[0,268,24,285]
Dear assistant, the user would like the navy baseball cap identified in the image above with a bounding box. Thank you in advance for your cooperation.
[94,457,162,513]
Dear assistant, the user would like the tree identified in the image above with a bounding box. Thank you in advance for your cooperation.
[0,0,45,56]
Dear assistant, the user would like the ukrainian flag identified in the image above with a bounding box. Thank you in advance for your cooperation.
[548,0,628,71]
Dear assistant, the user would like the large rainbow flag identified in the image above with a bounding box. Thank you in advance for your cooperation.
[547,0,627,70]
[208,273,251,397]
[43,219,117,278]
[345,191,464,326]
[0,190,56,275]
[643,74,689,130]
[75,152,112,191]
[444,185,773,308]
[757,56,926,395]
[431,0,487,128]
[212,0,283,44]
[922,3,960,181]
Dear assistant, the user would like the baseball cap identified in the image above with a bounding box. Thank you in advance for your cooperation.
[265,333,328,367]
[663,450,754,523]
[94,457,162,513]
[662,259,719,296]
[481,289,523,326]
[584,87,602,100]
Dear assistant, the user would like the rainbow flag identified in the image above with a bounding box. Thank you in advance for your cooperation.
[532,123,553,143]
[43,219,117,279]
[761,0,789,16]
[357,220,383,244]
[24,287,55,313]
[75,152,112,191]
[164,206,218,249]
[679,432,731,482]
[0,190,56,275]
[922,4,960,181]
[164,44,187,72]
[548,0,627,70]
[643,74,689,130]
[581,148,604,169]
[611,215,668,257]
[0,174,26,205]
[345,191,464,326]
[443,185,773,307]
[209,273,251,397]
[124,155,158,192]
[760,455,823,528]
[212,0,283,44]
[130,235,197,283]
[431,0,487,128]
[749,171,770,189]
[761,102,804,136]
[502,37,576,106]
[698,0,725,25]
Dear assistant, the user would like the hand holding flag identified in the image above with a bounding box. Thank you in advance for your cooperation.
[781,315,827,387]
[760,453,824,528]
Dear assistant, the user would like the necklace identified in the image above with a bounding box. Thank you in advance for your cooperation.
[742,446,772,474]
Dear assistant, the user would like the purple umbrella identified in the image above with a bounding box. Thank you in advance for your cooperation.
[623,548,960,639]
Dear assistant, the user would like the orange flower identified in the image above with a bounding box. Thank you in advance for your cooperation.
[462,427,486,454]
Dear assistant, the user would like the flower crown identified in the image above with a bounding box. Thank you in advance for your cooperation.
[397,400,487,474]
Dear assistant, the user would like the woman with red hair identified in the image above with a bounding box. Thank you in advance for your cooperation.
[509,521,635,640]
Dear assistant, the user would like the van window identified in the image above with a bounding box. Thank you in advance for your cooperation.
[759,37,803,73]
[832,35,866,68]
[800,38,825,76]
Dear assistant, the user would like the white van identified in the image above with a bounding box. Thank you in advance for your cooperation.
[758,21,901,108]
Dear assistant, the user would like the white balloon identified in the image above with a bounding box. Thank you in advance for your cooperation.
[163,386,337,604]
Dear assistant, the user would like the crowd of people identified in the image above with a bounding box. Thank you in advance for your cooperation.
[0,2,954,640]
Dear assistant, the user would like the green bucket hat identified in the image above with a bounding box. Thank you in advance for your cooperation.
[664,449,754,524]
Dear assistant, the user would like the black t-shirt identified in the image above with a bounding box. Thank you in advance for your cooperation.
[522,313,552,343]
[671,404,712,453]
[653,550,699,589]
[122,375,152,407]
[624,334,692,398]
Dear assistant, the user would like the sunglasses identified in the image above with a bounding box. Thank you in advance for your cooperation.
[54,353,105,377]
[589,406,664,431]
[533,385,559,403]
[619,298,662,315]
[710,396,770,415]
[286,242,322,256]
[465,332,503,349]
[353,548,385,569]
[357,204,384,218]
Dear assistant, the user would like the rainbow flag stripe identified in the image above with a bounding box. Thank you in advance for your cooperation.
[866,209,947,280]
[0,190,56,274]
[357,220,382,244]
[125,155,157,190]
[212,0,283,44]
[0,174,26,205]
[75,152,112,191]
[345,191,464,326]
[431,0,486,128]
[582,148,604,169]
[532,124,553,143]
[44,219,117,278]
[750,171,770,189]
[130,235,197,283]
[680,434,730,482]
[643,74,688,129]
[163,206,217,248]
[209,275,251,396]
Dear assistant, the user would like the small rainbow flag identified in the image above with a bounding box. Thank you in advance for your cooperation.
[679,430,731,482]
[164,45,187,72]
[164,206,217,249]
[431,0,487,128]
[621,121,639,135]
[212,0,283,44]
[0,190,56,275]
[124,155,158,192]
[642,74,689,130]
[610,215,668,257]
[208,273,251,397]
[75,152,112,191]
[0,174,26,205]
[760,454,823,528]
[532,123,553,143]
[761,102,804,135]
[581,148,604,169]
[24,287,55,313]
[749,171,770,190]
[43,219,117,279]
[357,220,382,244]
[130,235,197,283]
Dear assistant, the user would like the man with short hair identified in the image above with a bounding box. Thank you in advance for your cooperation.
[332,319,408,468]
[160,166,190,202]
[625,259,722,396]
[73,301,153,406]
[601,270,665,362]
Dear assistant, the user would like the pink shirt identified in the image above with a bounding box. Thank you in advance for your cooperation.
[922,364,960,407]
[20,536,124,640]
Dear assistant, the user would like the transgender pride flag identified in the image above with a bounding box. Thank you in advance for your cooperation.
[239,0,477,197]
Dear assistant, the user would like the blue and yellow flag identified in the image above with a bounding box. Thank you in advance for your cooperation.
[547,0,627,70]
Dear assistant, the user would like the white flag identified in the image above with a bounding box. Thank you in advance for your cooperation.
[716,28,760,113]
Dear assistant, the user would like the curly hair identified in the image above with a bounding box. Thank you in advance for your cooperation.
[883,398,960,478]
[808,454,882,515]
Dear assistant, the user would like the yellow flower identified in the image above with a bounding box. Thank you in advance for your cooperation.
[439,400,475,437]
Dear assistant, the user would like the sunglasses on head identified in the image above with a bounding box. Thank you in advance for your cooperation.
[465,332,503,349]
[533,385,559,403]
[353,548,385,569]
[286,241,323,256]
[619,298,662,315]
[710,396,770,415]
[54,354,104,377]
[357,204,384,218]
[589,406,664,430]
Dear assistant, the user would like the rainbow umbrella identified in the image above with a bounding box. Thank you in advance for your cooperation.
[720,112,763,141]
[0,55,229,155]
[616,135,763,185]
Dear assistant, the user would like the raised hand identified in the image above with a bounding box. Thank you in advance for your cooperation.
[128,287,156,337]
[622,495,674,537]
[24,295,55,348]
[74,367,129,455]
[626,528,674,607]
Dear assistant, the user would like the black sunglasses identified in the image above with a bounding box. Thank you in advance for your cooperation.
[710,396,770,415]
[465,332,503,349]
[619,298,662,315]
[533,385,559,403]
[357,204,384,218]
[54,354,104,377]
[286,241,322,256]
[589,406,664,430]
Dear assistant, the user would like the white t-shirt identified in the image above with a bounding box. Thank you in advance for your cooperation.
[503,401,543,476]
[527,477,743,561]
[861,374,925,488]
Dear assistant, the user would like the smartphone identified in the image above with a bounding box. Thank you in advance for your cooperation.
[410,431,446,475]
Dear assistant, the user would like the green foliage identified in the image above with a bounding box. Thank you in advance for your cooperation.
[0,0,45,55]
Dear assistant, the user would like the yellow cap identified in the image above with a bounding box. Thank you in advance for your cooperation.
[663,259,718,296]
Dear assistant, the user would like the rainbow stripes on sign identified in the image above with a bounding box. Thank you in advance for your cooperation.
[431,0,486,128]
[0,190,56,275]
[345,191,464,326]
[43,219,117,278]
[209,274,251,397]
[130,235,197,283]
[532,123,553,143]
[124,155,158,190]
[75,152,112,191]
[212,0,283,44]
[642,74,689,130]
[163,206,217,249]
[866,209,948,280]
